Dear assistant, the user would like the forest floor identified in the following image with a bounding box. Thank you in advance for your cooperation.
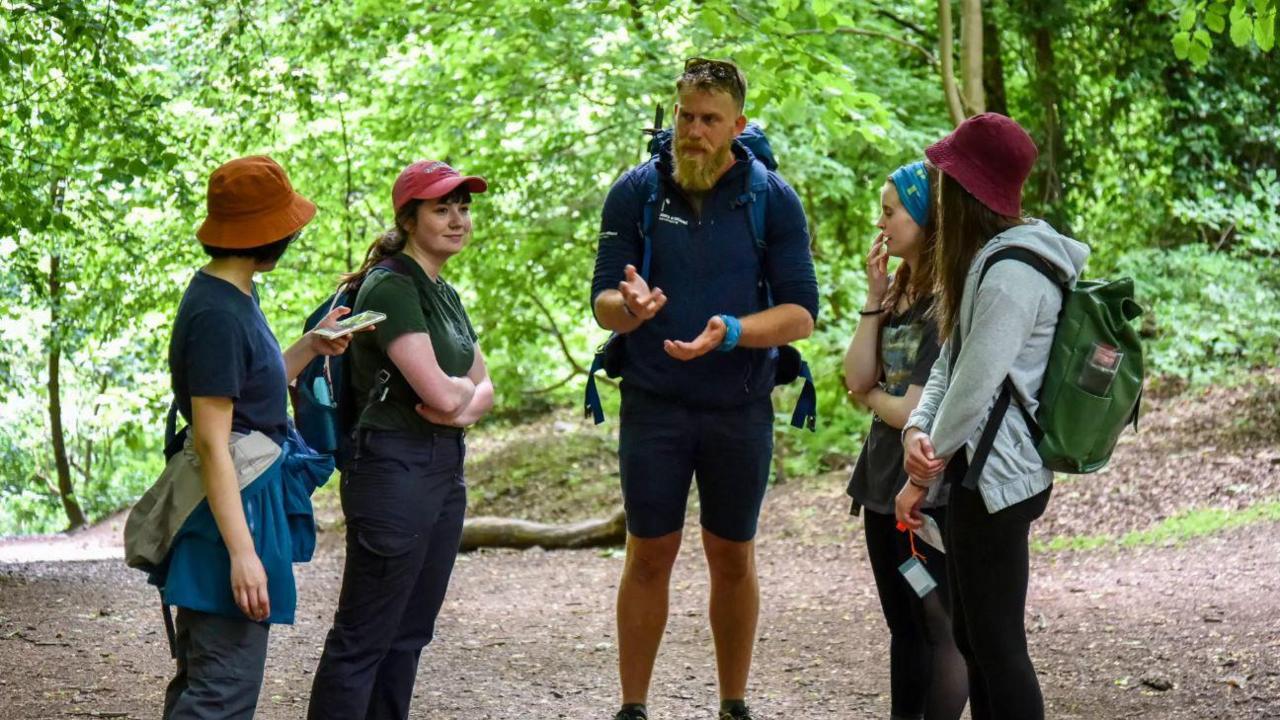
[1,372,1278,719]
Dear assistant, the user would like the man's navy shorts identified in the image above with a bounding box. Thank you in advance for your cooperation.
[617,383,774,542]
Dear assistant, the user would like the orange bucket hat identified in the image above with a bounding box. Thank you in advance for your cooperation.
[196,155,317,249]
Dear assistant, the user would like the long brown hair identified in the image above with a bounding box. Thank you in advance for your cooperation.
[342,200,421,287]
[341,187,473,287]
[882,165,940,313]
[932,172,1024,339]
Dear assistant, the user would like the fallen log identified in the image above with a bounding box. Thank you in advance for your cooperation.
[459,507,626,552]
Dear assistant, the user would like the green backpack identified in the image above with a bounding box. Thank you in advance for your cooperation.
[960,247,1144,487]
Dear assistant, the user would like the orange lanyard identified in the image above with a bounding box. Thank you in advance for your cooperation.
[896,521,928,563]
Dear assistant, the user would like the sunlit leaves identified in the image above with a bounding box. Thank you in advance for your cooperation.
[1172,0,1276,63]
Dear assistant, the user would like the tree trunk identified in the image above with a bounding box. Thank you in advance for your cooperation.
[983,3,1009,116]
[1031,23,1070,232]
[459,508,627,552]
[938,0,966,126]
[335,91,356,272]
[960,0,986,115]
[47,254,87,531]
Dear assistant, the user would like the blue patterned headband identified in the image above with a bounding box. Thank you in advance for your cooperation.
[890,161,931,228]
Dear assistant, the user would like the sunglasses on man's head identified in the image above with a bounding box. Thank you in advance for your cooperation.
[684,57,745,92]
[686,56,737,74]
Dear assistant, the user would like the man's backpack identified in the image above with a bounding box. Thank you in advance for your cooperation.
[583,117,816,431]
[294,256,410,465]
[959,247,1144,488]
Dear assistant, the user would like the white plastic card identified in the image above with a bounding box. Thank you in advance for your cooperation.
[898,557,938,598]
[914,515,946,553]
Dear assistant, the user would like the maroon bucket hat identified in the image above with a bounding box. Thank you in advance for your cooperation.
[925,113,1038,217]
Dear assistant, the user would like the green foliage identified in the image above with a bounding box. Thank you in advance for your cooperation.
[1174,0,1277,64]
[1059,1,1279,272]
[1,1,186,533]
[1,0,1276,532]
[1171,168,1280,254]
[1115,244,1280,385]
[774,255,924,479]
[1036,501,1280,552]
[467,426,621,522]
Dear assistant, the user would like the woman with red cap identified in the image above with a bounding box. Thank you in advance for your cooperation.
[307,160,494,720]
[894,114,1090,720]
[163,155,359,719]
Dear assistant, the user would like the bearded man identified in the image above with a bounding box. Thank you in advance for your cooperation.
[590,58,819,720]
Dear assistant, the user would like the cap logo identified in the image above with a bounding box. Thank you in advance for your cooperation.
[420,161,449,176]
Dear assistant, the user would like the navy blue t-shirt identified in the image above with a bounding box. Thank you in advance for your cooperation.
[168,271,289,444]
[591,141,819,408]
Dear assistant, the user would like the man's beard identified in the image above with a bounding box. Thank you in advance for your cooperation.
[673,139,731,192]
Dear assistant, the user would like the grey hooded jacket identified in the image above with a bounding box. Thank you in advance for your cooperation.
[907,220,1090,513]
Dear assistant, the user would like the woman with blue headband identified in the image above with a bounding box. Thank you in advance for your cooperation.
[842,161,968,720]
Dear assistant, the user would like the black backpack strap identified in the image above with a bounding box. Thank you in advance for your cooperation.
[340,256,411,434]
[637,159,662,280]
[978,246,1063,291]
[160,592,177,659]
[375,254,412,276]
[163,398,188,462]
[960,377,1042,490]
[956,247,1062,490]
[164,399,178,450]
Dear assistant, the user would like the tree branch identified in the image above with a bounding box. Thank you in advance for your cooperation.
[524,289,589,377]
[523,372,579,396]
[938,0,966,126]
[787,27,938,67]
[872,6,938,43]
[1215,221,1237,251]
[0,77,60,109]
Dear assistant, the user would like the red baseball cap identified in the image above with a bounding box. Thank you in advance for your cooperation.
[392,160,488,212]
[925,113,1037,218]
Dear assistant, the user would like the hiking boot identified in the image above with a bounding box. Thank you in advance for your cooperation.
[613,707,648,720]
[718,705,754,720]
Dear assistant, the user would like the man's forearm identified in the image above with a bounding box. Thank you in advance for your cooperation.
[737,303,815,348]
[593,290,643,334]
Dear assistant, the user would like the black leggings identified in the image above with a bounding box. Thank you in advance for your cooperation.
[945,457,1052,720]
[864,508,968,720]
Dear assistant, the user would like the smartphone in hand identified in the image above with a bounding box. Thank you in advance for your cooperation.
[312,310,386,340]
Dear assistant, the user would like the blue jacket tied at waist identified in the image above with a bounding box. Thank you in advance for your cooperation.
[152,431,333,625]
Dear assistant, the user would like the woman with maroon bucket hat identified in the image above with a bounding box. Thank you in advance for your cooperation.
[162,155,360,720]
[894,114,1090,720]
[307,160,494,720]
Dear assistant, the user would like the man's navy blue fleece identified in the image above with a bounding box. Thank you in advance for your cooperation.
[591,140,819,409]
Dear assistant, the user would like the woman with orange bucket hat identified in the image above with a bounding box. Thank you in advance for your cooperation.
[160,155,361,720]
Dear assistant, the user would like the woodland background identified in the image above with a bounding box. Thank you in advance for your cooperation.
[2,0,1277,533]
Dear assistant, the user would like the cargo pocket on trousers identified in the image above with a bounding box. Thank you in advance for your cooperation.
[355,528,420,579]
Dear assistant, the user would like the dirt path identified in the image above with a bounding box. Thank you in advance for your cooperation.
[2,499,1278,719]
[3,374,1277,719]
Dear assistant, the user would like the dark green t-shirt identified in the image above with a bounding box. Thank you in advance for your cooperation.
[348,253,477,435]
